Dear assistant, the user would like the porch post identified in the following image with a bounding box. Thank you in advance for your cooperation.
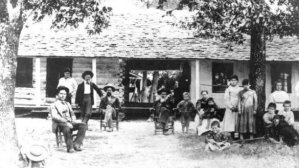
[92,58,97,107]
[35,57,41,106]
[195,60,200,101]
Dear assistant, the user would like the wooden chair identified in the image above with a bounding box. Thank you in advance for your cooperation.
[151,108,177,135]
[99,109,119,131]
[55,125,77,148]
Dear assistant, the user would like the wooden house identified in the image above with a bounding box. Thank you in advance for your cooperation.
[16,1,299,113]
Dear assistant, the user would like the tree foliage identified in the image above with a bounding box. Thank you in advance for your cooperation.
[1,0,112,35]
[170,0,299,44]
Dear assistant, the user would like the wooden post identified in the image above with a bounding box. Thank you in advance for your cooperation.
[35,57,41,106]
[92,58,97,107]
[195,60,200,101]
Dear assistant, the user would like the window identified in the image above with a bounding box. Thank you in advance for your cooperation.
[271,63,292,93]
[212,62,233,93]
[16,58,33,87]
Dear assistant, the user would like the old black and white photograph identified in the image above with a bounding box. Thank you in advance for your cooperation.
[1,0,299,167]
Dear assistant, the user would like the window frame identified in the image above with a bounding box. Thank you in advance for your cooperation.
[270,62,292,93]
[211,62,233,93]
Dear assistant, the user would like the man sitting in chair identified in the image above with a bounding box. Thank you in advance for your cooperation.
[100,84,121,132]
[50,86,87,153]
[153,88,172,135]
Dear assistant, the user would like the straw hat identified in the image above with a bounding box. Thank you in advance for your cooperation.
[103,83,116,92]
[23,144,49,162]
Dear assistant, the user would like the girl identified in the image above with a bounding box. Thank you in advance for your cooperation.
[238,79,257,140]
[222,75,243,138]
[177,92,196,133]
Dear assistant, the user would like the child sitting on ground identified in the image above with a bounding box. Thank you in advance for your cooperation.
[263,103,278,139]
[177,92,196,133]
[205,120,231,151]
[278,100,295,126]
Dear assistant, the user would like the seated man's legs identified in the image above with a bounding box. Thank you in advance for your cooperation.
[57,123,73,152]
[159,107,171,133]
[72,122,87,149]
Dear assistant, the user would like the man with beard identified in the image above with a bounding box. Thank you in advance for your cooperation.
[99,84,121,132]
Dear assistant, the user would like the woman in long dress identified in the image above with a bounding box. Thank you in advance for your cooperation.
[222,75,242,136]
[238,79,257,140]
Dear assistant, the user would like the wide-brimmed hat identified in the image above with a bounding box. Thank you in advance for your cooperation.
[103,83,116,92]
[56,86,70,95]
[82,71,94,79]
[23,144,49,162]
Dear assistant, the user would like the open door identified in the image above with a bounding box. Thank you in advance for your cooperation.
[46,58,73,97]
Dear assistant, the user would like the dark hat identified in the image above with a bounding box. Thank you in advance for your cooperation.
[82,71,94,79]
[103,83,116,92]
[56,86,69,95]
[157,88,170,95]
[63,67,71,73]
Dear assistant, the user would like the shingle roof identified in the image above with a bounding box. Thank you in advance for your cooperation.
[18,1,299,61]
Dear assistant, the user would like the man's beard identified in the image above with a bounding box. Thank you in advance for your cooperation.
[107,92,112,96]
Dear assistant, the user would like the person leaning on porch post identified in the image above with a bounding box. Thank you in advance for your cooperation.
[57,67,78,104]
[222,75,243,139]
[75,71,103,125]
[50,86,87,153]
[269,80,290,112]
[99,83,121,132]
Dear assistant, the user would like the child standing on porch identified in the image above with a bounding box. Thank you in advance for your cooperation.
[177,92,196,133]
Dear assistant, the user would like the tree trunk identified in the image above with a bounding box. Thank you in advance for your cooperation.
[0,2,24,164]
[249,23,266,136]
[149,71,159,103]
[140,71,148,102]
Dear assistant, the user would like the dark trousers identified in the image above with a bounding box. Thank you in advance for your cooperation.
[80,94,92,124]
[57,122,87,150]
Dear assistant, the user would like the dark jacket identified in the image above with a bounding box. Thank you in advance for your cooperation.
[99,95,121,111]
[75,82,103,106]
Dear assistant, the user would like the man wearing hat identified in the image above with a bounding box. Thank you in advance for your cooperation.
[152,88,172,135]
[51,86,87,153]
[57,67,78,104]
[99,84,121,132]
[76,71,103,124]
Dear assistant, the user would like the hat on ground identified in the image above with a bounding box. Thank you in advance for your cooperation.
[103,83,116,92]
[23,144,49,162]
[63,67,71,73]
[82,71,94,79]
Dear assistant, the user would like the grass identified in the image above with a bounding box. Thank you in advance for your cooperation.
[177,133,299,160]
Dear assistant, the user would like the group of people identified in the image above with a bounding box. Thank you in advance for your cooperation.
[50,68,121,153]
[153,74,299,151]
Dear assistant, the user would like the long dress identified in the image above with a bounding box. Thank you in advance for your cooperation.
[238,89,257,134]
[222,85,242,132]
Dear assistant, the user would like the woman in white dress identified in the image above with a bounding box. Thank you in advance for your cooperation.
[222,75,243,135]
[269,80,290,112]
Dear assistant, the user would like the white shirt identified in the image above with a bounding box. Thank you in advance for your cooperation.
[84,81,91,94]
[57,77,77,94]
[278,110,295,126]
[269,90,290,111]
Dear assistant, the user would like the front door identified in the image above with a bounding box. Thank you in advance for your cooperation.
[46,58,73,97]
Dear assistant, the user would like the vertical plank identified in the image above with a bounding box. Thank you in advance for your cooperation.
[92,58,97,107]
[35,57,41,106]
[195,60,200,101]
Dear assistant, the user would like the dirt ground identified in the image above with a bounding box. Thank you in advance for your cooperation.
[15,118,299,168]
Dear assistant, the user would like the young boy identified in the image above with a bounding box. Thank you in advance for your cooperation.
[278,100,295,126]
[263,103,277,138]
[205,120,231,151]
[177,92,196,133]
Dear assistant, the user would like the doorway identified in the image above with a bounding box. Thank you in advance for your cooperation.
[46,58,73,97]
